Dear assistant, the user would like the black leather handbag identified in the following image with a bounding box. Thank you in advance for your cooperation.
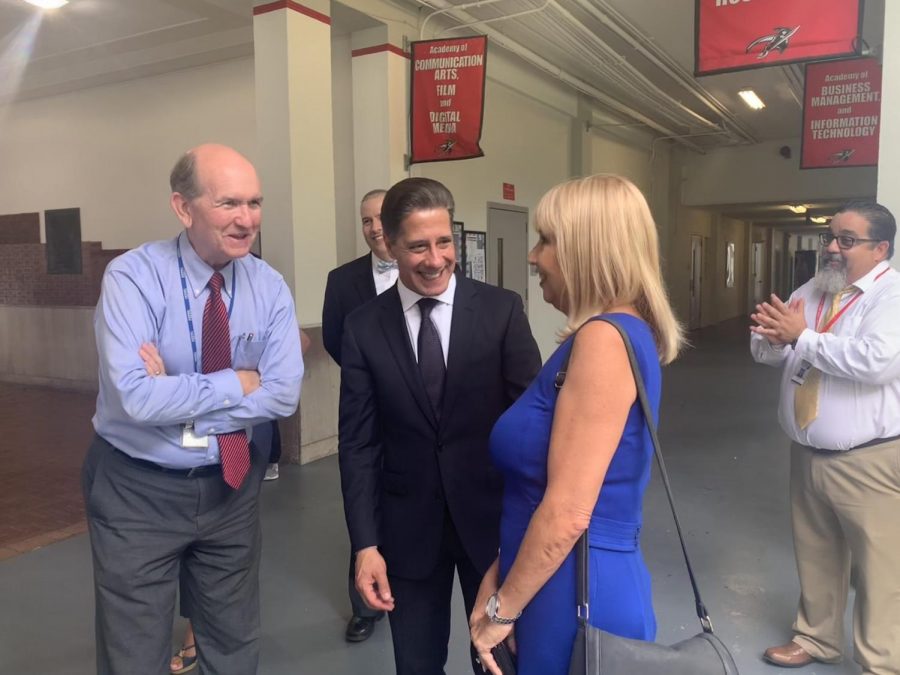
[562,317,739,675]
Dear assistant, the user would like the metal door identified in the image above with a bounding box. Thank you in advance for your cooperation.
[486,204,529,308]
[752,241,766,304]
[689,235,703,330]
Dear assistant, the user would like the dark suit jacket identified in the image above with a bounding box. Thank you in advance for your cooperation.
[338,277,542,580]
[322,253,376,366]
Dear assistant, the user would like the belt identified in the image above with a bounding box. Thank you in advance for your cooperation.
[113,448,222,478]
[808,433,900,453]
[850,434,900,451]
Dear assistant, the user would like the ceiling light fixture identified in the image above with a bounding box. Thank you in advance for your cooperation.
[23,0,68,8]
[788,205,808,214]
[810,216,829,224]
[738,89,766,110]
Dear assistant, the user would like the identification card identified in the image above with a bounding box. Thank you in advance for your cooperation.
[182,423,209,448]
[791,360,814,386]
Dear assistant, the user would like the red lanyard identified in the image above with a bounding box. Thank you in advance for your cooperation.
[813,267,889,333]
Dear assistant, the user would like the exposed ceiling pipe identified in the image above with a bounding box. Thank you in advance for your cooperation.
[415,0,707,151]
[581,0,758,144]
[780,64,804,107]
[546,0,727,134]
[439,0,552,37]
[522,12,705,132]
[420,0,506,39]
[515,10,723,136]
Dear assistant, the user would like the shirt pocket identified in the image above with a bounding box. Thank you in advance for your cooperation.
[233,338,269,370]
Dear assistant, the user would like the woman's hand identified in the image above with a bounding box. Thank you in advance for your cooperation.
[470,616,514,675]
[139,343,166,377]
[470,560,516,675]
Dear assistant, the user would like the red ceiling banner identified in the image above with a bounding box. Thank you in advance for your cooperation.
[695,0,862,76]
[801,57,881,169]
[410,36,487,164]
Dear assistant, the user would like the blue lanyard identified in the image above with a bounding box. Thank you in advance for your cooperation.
[176,234,236,373]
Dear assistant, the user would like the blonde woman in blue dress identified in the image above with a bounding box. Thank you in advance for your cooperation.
[469,174,683,675]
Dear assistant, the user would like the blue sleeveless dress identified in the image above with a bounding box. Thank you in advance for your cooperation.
[489,314,661,675]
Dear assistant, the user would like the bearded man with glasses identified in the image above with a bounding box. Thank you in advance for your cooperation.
[749,200,900,673]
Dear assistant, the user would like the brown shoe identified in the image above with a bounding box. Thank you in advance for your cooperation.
[763,641,815,668]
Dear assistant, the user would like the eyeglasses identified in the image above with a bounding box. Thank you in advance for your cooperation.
[818,232,883,249]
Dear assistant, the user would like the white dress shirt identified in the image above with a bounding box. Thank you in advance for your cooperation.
[397,274,456,366]
[751,260,900,450]
[371,255,399,296]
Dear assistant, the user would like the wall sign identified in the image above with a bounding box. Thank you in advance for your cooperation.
[695,0,862,76]
[410,36,487,164]
[801,57,881,169]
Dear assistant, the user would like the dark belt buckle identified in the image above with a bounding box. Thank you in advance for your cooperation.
[186,465,215,478]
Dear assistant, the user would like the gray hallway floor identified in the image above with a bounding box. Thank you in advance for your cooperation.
[0,319,862,674]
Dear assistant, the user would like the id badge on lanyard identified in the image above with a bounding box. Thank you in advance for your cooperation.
[176,234,235,448]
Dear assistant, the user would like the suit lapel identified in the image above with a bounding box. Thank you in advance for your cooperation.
[441,278,477,430]
[378,287,438,429]
[353,253,377,303]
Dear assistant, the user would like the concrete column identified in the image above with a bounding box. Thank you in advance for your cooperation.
[350,25,410,256]
[253,0,338,463]
[253,0,337,320]
[877,1,899,269]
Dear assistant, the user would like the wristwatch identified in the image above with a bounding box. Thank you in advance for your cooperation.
[485,592,521,625]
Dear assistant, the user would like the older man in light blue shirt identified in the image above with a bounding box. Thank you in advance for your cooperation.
[83,143,303,675]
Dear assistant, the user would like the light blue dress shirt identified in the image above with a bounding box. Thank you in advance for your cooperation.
[92,233,304,468]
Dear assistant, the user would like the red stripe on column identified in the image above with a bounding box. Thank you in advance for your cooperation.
[351,43,409,59]
[253,1,331,26]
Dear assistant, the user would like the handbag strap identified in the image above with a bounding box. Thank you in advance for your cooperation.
[557,316,714,634]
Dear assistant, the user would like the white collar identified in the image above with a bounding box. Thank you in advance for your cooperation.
[397,273,457,312]
[852,260,893,293]
[177,232,235,300]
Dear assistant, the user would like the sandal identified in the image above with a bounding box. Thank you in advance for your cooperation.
[170,643,199,674]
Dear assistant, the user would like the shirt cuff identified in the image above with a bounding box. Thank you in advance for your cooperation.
[206,369,243,410]
[793,328,817,360]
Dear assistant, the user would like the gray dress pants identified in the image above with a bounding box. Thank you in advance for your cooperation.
[82,434,266,675]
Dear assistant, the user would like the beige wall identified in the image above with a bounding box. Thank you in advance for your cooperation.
[0,306,97,390]
[0,57,257,249]
[681,138,876,207]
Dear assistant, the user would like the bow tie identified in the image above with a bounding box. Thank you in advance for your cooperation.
[375,259,398,274]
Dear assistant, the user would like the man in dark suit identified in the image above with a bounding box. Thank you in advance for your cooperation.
[322,189,395,642]
[339,177,541,674]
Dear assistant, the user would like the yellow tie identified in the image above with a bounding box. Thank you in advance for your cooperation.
[794,287,855,429]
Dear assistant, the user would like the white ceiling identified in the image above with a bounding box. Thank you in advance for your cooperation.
[0,0,886,153]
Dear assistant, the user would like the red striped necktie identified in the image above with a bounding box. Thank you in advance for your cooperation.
[203,271,250,489]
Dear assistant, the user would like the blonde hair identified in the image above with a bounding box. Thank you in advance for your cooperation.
[534,174,683,364]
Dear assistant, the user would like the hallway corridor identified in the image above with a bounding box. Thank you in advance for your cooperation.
[0,319,861,674]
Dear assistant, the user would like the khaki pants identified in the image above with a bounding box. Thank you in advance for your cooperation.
[790,440,900,675]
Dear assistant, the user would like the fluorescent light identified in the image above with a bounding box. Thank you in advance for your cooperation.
[810,216,828,224]
[788,205,807,214]
[23,0,68,8]
[738,89,766,110]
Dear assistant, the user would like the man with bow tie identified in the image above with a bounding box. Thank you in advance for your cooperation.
[322,188,396,641]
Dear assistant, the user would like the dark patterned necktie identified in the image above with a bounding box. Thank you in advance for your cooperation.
[417,297,446,416]
[203,272,250,489]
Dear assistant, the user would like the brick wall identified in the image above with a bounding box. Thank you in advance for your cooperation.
[0,242,126,307]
